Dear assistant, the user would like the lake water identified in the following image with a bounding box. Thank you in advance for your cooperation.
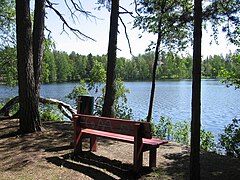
[1,79,240,137]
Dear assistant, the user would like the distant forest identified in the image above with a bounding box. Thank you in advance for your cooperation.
[0,46,238,85]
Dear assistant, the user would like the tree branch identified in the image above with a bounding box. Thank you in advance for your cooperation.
[119,16,133,56]
[46,0,96,41]
[119,6,134,18]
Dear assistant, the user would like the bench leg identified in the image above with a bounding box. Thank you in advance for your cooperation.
[149,148,157,167]
[74,137,83,155]
[73,117,83,155]
[90,135,97,152]
[133,151,143,173]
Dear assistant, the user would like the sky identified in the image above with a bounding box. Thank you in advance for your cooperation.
[45,1,238,60]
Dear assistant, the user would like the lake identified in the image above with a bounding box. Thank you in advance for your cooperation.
[1,79,240,137]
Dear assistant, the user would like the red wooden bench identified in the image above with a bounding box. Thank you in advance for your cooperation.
[72,114,168,173]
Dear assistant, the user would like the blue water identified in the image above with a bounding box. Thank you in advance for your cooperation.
[1,79,240,137]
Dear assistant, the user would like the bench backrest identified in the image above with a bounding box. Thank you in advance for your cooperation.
[73,114,152,139]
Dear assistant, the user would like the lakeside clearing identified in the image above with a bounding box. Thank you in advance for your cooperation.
[0,119,239,179]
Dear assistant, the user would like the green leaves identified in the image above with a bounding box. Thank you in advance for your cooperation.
[220,53,240,89]
[203,0,240,47]
[219,118,240,158]
[134,0,193,53]
[0,0,16,47]
[153,116,216,150]
[65,80,89,105]
[0,46,17,86]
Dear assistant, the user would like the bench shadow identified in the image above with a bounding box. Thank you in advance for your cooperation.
[45,145,72,152]
[46,156,116,180]
[47,151,153,179]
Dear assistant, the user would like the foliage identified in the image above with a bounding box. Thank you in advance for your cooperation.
[200,129,216,152]
[0,47,17,86]
[0,0,16,47]
[2,47,239,85]
[134,0,193,53]
[86,60,106,93]
[114,80,133,119]
[153,116,216,151]
[65,80,89,105]
[220,53,240,89]
[173,120,191,145]
[0,102,3,109]
[42,38,57,83]
[134,0,194,121]
[203,0,240,47]
[66,78,133,119]
[219,118,240,158]
[40,104,64,121]
[154,116,173,140]
[95,79,133,119]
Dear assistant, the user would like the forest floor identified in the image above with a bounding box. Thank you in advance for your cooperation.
[0,119,240,180]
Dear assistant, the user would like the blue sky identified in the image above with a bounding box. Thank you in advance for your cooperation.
[45,1,238,59]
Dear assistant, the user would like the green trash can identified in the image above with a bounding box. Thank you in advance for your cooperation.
[77,95,94,115]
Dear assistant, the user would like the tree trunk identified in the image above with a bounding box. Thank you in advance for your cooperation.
[16,0,42,133]
[190,0,202,179]
[147,21,161,122]
[33,0,45,97]
[102,0,119,117]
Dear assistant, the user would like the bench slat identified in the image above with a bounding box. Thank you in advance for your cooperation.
[81,128,167,147]
[74,114,152,138]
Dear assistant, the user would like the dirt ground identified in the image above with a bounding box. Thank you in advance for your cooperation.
[0,119,239,180]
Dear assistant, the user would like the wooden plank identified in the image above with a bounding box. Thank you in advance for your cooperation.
[81,129,167,146]
[73,114,152,138]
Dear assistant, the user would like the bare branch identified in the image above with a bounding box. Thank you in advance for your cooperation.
[119,6,134,18]
[44,25,52,39]
[119,16,133,56]
[64,0,79,24]
[46,0,96,41]
[133,0,140,16]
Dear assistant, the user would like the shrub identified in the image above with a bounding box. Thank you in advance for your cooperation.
[65,80,89,105]
[40,104,64,121]
[93,79,133,119]
[154,116,173,140]
[173,120,190,145]
[219,118,240,158]
[154,116,216,151]
[200,129,216,152]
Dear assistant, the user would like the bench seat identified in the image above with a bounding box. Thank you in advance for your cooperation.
[81,128,167,148]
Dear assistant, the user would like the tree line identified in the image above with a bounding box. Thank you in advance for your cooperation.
[0,45,239,85]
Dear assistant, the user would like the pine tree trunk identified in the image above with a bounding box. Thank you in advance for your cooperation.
[33,0,45,97]
[147,21,161,122]
[16,0,42,133]
[102,0,119,117]
[190,0,202,179]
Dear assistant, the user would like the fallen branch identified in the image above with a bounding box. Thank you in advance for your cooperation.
[40,96,76,120]
[0,96,76,120]
[0,96,19,116]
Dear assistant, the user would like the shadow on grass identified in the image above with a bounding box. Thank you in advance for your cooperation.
[0,130,21,139]
[45,145,72,152]
[47,151,153,179]
[46,156,117,180]
[162,152,190,179]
